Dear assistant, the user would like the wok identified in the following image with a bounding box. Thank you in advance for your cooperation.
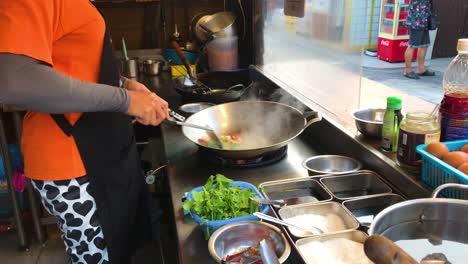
[181,101,322,159]
[173,69,251,104]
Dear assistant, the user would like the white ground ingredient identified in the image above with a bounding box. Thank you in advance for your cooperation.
[298,238,374,264]
[286,213,347,236]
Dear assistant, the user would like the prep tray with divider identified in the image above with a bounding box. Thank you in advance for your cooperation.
[258,170,406,264]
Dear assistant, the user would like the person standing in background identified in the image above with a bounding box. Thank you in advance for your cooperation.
[404,0,435,79]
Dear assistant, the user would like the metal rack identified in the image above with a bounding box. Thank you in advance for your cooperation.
[0,109,45,249]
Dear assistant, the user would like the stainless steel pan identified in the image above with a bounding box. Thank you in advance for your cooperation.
[181,101,322,159]
[369,183,468,263]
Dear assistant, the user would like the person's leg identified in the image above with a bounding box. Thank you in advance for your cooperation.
[404,29,420,79]
[416,47,428,73]
[404,47,415,74]
[416,30,435,76]
[32,177,109,264]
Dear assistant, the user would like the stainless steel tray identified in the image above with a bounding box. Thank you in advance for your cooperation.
[277,201,359,238]
[259,178,332,206]
[319,170,392,200]
[342,193,405,227]
[295,230,369,264]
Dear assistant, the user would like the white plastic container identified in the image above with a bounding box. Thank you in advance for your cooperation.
[206,36,238,71]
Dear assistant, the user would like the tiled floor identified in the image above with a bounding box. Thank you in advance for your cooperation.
[0,230,65,264]
[0,228,165,264]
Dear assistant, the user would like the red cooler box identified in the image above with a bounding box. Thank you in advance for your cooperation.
[378,37,417,62]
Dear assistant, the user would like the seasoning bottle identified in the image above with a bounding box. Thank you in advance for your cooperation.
[397,112,441,173]
[381,96,403,152]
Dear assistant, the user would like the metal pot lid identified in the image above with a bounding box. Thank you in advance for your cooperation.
[195,12,236,42]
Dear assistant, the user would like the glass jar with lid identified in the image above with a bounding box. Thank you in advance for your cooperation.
[397,112,440,173]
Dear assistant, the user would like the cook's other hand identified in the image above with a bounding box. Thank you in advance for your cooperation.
[127,91,169,126]
[123,78,151,93]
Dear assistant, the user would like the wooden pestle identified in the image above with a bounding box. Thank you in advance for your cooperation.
[364,235,419,264]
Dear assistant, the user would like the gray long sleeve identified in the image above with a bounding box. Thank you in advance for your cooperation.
[0,53,130,114]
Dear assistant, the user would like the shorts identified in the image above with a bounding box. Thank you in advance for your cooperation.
[409,29,430,48]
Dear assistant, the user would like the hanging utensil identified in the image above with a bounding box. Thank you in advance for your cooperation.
[253,212,323,235]
[122,37,129,61]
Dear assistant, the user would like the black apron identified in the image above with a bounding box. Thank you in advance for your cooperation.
[51,28,150,264]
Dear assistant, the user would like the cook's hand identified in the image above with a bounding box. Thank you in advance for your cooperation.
[123,79,151,93]
[126,90,169,126]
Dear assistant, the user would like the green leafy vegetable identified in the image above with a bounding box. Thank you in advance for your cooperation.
[183,174,260,221]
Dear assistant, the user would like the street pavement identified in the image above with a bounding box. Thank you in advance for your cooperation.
[361,57,451,105]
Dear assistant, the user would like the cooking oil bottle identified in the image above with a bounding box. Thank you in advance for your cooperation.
[381,96,403,152]
[440,38,468,141]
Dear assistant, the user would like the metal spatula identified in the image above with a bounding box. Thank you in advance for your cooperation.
[167,120,224,149]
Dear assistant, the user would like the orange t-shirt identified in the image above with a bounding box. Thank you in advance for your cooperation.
[0,0,106,180]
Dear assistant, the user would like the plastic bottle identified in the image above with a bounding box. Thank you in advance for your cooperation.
[381,96,403,152]
[440,38,468,141]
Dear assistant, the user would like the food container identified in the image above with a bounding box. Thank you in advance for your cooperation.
[342,194,405,227]
[295,230,370,264]
[278,202,359,238]
[416,139,468,199]
[302,155,362,176]
[259,178,333,206]
[208,221,291,264]
[320,171,392,200]
[184,181,269,237]
[206,36,238,71]
[369,184,468,263]
[351,108,385,139]
[397,112,440,173]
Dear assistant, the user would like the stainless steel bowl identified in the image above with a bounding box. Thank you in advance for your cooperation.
[178,102,215,117]
[351,108,385,139]
[302,155,362,176]
[208,221,291,263]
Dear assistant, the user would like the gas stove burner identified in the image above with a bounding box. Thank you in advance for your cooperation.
[202,146,288,168]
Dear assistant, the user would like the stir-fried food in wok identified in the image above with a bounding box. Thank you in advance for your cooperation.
[198,134,241,149]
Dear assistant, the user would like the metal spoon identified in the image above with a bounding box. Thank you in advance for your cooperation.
[250,197,286,208]
[253,212,324,235]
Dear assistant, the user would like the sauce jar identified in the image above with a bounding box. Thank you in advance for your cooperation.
[397,112,440,173]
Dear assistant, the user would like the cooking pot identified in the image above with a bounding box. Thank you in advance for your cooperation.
[181,101,322,159]
[369,183,468,263]
[142,59,164,76]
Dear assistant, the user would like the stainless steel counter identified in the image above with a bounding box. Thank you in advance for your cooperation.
[136,66,431,264]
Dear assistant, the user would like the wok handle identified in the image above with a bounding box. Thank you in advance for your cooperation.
[364,235,419,264]
[303,111,322,128]
[225,84,245,92]
[432,183,468,198]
